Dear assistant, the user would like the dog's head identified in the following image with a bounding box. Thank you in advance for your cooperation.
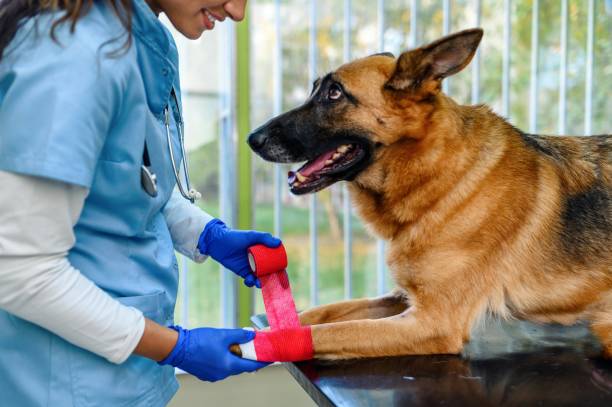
[248,28,483,194]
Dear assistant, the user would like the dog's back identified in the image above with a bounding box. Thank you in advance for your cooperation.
[521,133,611,268]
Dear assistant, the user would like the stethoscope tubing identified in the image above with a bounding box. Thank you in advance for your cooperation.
[141,88,201,203]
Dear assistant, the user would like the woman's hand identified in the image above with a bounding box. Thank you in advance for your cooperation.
[157,325,269,382]
[197,219,281,287]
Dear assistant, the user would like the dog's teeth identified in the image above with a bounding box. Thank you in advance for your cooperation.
[296,172,308,182]
[332,153,341,159]
[337,145,349,153]
[325,160,334,165]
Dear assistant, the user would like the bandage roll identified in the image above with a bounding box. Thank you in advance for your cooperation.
[247,244,288,277]
[242,242,314,363]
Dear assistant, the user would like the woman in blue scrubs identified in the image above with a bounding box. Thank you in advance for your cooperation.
[0,1,278,405]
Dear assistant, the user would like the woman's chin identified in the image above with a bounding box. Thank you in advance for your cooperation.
[169,16,212,40]
[178,24,206,40]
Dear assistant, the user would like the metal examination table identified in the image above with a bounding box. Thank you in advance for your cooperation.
[252,315,612,406]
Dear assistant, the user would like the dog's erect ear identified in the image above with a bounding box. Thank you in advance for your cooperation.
[386,28,483,94]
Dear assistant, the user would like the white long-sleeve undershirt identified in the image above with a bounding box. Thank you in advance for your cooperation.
[0,171,214,364]
[163,188,214,263]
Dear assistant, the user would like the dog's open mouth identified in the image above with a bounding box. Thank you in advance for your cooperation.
[288,143,366,194]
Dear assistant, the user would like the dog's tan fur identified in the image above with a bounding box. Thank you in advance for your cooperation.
[246,29,611,360]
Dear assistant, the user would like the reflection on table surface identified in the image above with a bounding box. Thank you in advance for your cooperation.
[252,315,612,406]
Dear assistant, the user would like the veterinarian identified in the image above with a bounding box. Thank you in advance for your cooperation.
[0,0,276,405]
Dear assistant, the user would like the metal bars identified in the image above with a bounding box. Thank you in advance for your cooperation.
[442,0,451,94]
[529,0,539,134]
[558,0,568,135]
[377,0,385,52]
[375,0,387,297]
[273,0,282,238]
[309,0,319,307]
[584,0,594,135]
[219,21,237,328]
[179,256,189,326]
[409,0,418,48]
[502,0,511,118]
[471,0,481,104]
[343,0,353,300]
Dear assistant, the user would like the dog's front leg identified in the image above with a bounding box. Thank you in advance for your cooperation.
[299,289,409,325]
[310,309,465,360]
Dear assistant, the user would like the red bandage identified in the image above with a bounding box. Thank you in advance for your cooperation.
[244,244,313,362]
[253,327,314,362]
[248,244,298,330]
[247,244,287,277]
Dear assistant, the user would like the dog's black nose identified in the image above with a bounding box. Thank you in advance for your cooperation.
[248,128,268,150]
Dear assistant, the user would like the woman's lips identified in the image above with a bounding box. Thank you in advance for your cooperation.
[208,10,225,22]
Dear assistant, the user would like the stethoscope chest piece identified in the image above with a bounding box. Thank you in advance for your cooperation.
[141,164,158,197]
[139,88,200,203]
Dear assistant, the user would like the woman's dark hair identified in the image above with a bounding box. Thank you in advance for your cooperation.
[0,0,133,60]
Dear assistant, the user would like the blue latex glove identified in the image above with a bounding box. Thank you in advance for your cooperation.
[198,219,281,288]
[158,326,269,382]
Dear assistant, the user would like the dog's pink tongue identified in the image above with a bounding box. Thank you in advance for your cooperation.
[299,150,335,177]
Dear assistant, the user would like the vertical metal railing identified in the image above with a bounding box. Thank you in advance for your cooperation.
[179,256,189,326]
[471,0,481,104]
[377,0,385,52]
[273,0,283,239]
[442,0,451,94]
[308,0,319,307]
[375,0,386,296]
[502,0,511,118]
[529,0,539,134]
[584,0,594,135]
[219,21,237,328]
[343,0,353,300]
[558,0,568,135]
[409,0,418,48]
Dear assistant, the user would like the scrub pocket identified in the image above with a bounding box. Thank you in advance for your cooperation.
[68,291,176,407]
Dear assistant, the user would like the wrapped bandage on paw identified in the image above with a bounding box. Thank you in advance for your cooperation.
[240,244,313,362]
[239,327,313,362]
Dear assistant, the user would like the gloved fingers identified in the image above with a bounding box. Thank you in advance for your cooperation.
[237,267,262,289]
[235,265,253,279]
[223,328,256,346]
[243,273,256,287]
[229,355,271,373]
[246,231,282,248]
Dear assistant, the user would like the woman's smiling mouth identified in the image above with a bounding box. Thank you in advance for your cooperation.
[201,8,221,30]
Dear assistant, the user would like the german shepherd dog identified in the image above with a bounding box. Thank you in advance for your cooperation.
[247,29,612,360]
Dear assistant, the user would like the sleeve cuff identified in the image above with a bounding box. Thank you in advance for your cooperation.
[162,189,215,263]
[107,308,145,364]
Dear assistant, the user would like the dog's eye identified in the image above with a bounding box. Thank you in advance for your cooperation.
[328,84,343,101]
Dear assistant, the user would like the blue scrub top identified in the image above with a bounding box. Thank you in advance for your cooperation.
[0,1,186,405]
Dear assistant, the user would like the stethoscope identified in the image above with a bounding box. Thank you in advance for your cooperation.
[141,89,201,203]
